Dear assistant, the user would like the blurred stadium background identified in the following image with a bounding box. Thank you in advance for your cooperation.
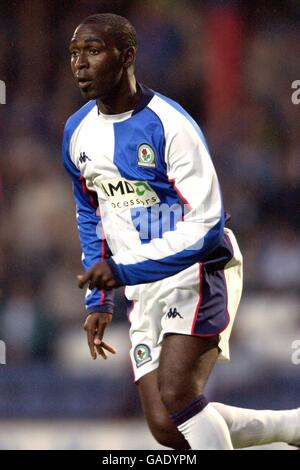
[0,0,300,450]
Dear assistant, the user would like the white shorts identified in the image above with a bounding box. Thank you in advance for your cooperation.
[126,228,243,382]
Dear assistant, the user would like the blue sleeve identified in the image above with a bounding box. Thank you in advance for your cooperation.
[62,123,114,314]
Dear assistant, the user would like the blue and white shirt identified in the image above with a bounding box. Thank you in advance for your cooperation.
[63,84,225,314]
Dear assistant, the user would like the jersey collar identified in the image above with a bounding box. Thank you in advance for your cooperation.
[132,83,155,116]
[96,82,154,120]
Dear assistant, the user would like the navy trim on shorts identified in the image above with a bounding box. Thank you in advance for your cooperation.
[191,234,234,336]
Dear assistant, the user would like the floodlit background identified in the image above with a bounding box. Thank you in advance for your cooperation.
[0,0,300,450]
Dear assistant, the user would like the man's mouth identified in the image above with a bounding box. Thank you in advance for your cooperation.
[77,79,93,90]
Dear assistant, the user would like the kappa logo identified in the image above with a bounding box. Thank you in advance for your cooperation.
[79,151,91,164]
[166,308,183,319]
[95,177,160,212]
[137,144,156,167]
[134,344,152,368]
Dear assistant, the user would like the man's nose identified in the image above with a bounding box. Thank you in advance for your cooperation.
[75,53,89,69]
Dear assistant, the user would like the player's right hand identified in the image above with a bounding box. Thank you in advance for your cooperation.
[83,312,117,360]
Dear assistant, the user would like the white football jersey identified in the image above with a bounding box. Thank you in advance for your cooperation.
[63,84,224,313]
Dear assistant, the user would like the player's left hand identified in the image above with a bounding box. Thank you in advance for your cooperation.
[77,261,119,290]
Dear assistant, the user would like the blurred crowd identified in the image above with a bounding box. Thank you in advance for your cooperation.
[0,0,299,381]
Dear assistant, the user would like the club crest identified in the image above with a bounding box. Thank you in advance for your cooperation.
[134,344,152,367]
[137,144,156,167]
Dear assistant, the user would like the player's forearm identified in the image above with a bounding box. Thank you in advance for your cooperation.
[106,214,224,285]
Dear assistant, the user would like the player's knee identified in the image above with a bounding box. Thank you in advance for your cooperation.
[159,380,188,412]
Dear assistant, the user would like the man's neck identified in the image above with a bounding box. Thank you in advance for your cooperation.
[97,76,140,115]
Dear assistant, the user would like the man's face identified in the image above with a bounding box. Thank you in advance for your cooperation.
[69,23,124,100]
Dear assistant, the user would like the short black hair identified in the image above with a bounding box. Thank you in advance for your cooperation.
[80,13,137,51]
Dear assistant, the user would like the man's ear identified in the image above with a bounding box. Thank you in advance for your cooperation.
[122,46,136,69]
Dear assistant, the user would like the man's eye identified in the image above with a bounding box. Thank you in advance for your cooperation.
[70,50,79,57]
[89,49,100,55]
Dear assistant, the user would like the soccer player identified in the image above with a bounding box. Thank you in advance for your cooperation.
[63,13,300,449]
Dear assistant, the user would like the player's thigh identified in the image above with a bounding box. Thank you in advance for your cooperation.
[158,333,219,407]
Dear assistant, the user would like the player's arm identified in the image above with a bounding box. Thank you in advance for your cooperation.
[62,122,116,358]
[78,118,224,288]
